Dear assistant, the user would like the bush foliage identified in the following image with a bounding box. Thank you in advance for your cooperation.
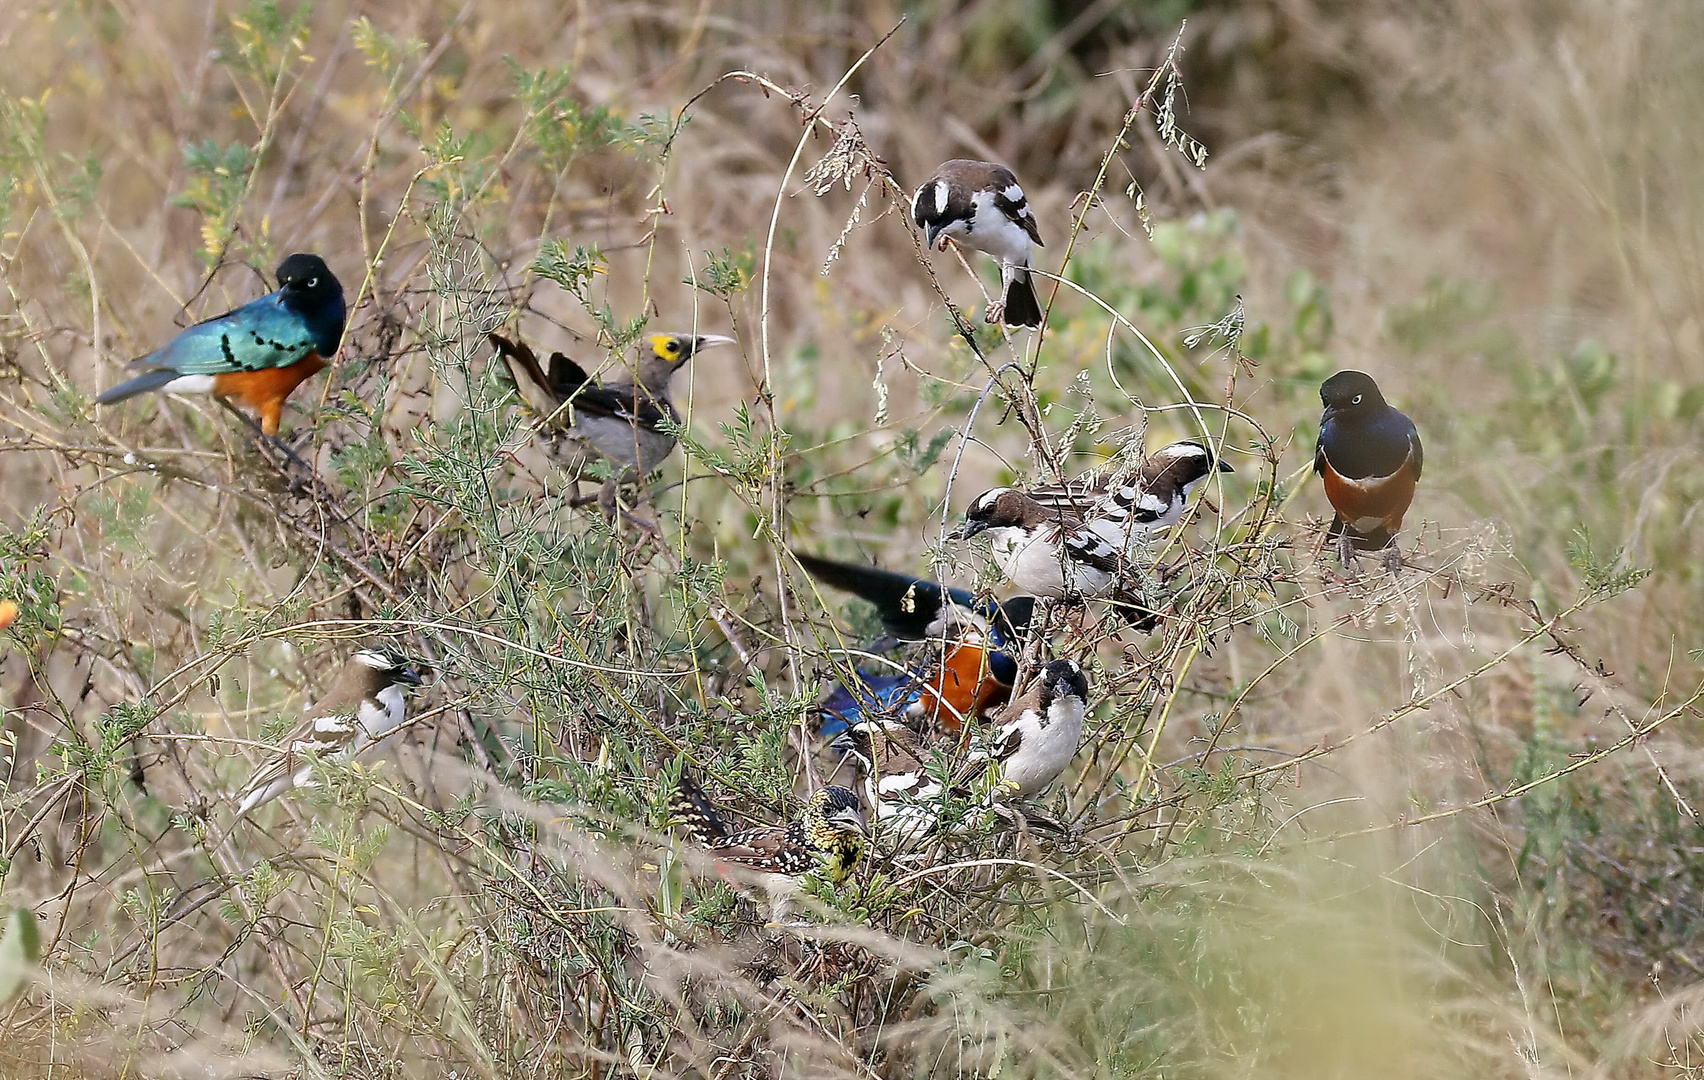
[2,1,1704,1077]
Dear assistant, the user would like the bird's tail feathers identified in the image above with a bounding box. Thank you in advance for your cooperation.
[670,771,730,844]
[1001,271,1043,328]
[1110,589,1159,634]
[487,332,560,416]
[95,367,181,405]
[793,551,946,626]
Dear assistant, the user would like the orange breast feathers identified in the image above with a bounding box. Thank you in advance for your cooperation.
[211,352,329,435]
[917,640,1015,734]
[1319,451,1418,534]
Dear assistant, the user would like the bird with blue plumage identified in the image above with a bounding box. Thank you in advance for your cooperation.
[96,253,346,436]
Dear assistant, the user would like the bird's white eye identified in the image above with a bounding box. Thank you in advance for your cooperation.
[1351,394,1363,405]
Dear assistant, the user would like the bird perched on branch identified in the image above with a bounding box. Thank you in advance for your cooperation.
[912,159,1045,328]
[794,552,1035,738]
[96,254,346,437]
[232,647,427,817]
[488,330,733,481]
[1314,371,1422,576]
[951,440,1232,607]
[670,773,867,923]
[976,657,1090,799]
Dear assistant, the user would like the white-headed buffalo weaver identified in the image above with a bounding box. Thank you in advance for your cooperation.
[951,440,1232,620]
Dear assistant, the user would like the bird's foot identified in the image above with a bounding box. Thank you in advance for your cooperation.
[1382,545,1404,575]
[1336,532,1360,581]
[620,508,663,543]
[984,299,1006,325]
[264,435,316,485]
[998,802,1073,837]
[219,399,316,487]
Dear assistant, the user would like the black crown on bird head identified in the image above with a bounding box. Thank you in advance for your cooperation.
[1150,439,1236,484]
[956,488,1043,538]
[276,253,341,300]
[1038,658,1090,707]
[1320,370,1388,414]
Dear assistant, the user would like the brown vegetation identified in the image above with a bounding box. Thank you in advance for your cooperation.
[2,0,1703,1076]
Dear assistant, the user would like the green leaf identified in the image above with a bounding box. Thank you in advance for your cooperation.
[0,908,41,1003]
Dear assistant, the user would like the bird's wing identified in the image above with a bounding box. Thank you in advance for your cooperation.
[570,381,675,433]
[989,176,1044,247]
[490,333,674,433]
[235,707,358,804]
[990,722,1023,763]
[710,827,812,874]
[821,670,927,718]
[141,292,318,375]
[488,332,564,416]
[670,772,731,843]
[1023,478,1100,518]
[1097,471,1177,526]
[1407,426,1424,482]
[1060,523,1126,575]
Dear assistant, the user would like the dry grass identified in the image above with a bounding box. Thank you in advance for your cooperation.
[2,0,1703,1076]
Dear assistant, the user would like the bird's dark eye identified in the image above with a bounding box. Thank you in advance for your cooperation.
[1351,394,1363,405]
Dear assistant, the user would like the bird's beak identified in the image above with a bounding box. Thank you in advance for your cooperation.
[1217,459,1236,473]
[840,809,870,837]
[688,334,736,359]
[397,663,427,687]
[924,223,944,251]
[948,519,989,542]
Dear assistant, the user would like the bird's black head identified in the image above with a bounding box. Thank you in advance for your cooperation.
[1037,658,1090,709]
[276,253,342,302]
[994,595,1038,642]
[1320,370,1387,416]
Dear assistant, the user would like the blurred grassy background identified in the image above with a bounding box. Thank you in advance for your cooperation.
[2,0,1704,1076]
